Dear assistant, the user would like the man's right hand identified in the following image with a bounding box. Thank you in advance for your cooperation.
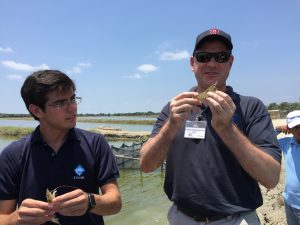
[16,198,55,225]
[168,92,200,132]
[140,91,200,173]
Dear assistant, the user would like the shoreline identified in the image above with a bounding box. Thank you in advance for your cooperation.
[0,126,150,142]
[0,118,286,140]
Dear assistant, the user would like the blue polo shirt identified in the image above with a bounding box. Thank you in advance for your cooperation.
[278,136,300,209]
[0,126,119,225]
[151,86,281,217]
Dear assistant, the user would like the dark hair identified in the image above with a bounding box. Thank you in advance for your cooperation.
[21,70,76,120]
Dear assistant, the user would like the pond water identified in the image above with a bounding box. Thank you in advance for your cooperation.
[105,169,170,225]
[79,116,156,121]
[0,119,153,132]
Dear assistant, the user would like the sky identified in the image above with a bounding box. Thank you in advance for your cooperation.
[1,0,300,114]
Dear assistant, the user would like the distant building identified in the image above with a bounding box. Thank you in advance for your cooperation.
[268,110,281,119]
[268,110,291,119]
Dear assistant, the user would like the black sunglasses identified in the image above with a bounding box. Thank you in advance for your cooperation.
[194,51,231,63]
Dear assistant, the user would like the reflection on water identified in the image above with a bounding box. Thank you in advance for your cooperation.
[105,169,170,225]
[0,119,39,127]
[0,136,17,151]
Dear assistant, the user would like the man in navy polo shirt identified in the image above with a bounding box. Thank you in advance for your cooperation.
[0,70,121,225]
[140,28,282,225]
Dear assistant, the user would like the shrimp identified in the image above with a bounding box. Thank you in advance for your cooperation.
[196,83,217,101]
[46,188,60,225]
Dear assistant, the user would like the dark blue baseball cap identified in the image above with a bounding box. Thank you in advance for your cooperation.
[193,28,233,55]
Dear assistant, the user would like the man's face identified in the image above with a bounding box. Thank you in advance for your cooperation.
[190,40,234,92]
[40,90,78,131]
[290,125,300,143]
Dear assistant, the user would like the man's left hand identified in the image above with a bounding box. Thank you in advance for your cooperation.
[206,90,236,132]
[51,189,89,216]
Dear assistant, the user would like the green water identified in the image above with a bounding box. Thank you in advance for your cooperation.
[105,169,171,225]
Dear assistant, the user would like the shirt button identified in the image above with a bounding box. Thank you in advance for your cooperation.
[51,153,55,156]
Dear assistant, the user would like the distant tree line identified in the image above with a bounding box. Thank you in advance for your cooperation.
[267,101,300,111]
[2,103,300,119]
[0,111,160,118]
[0,113,31,118]
[78,111,159,117]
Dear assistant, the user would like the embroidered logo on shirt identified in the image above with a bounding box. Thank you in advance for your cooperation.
[74,164,85,180]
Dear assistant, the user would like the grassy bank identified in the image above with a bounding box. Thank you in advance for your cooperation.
[0,126,149,142]
[0,126,34,138]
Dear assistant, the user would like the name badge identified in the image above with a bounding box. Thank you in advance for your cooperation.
[184,120,207,139]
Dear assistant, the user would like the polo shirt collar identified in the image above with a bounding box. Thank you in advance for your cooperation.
[31,126,80,145]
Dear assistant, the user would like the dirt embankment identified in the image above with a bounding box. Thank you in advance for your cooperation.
[90,126,150,141]
[257,161,286,225]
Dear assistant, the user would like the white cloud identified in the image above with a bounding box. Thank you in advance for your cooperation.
[159,50,190,61]
[124,64,158,80]
[67,62,91,74]
[78,62,91,67]
[124,73,143,79]
[1,60,49,72]
[137,64,158,74]
[72,67,82,74]
[0,47,13,53]
[6,74,23,81]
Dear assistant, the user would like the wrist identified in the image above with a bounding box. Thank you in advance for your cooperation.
[87,193,96,212]
[215,122,236,136]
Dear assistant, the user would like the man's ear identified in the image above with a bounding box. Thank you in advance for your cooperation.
[28,104,43,119]
[229,55,234,67]
[190,56,195,71]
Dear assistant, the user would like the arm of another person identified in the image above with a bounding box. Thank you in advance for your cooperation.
[0,199,55,225]
[140,92,200,173]
[206,91,281,189]
[275,124,290,135]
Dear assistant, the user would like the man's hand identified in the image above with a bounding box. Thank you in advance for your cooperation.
[52,189,88,216]
[276,124,290,134]
[168,92,200,131]
[206,90,236,132]
[16,198,55,225]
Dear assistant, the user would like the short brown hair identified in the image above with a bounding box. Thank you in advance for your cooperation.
[21,70,76,120]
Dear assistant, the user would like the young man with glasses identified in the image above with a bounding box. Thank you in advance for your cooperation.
[0,70,121,225]
[276,110,300,225]
[140,28,281,225]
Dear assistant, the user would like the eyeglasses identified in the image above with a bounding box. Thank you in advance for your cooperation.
[194,51,231,63]
[47,97,82,110]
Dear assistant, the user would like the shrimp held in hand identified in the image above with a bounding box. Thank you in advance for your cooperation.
[196,83,217,101]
